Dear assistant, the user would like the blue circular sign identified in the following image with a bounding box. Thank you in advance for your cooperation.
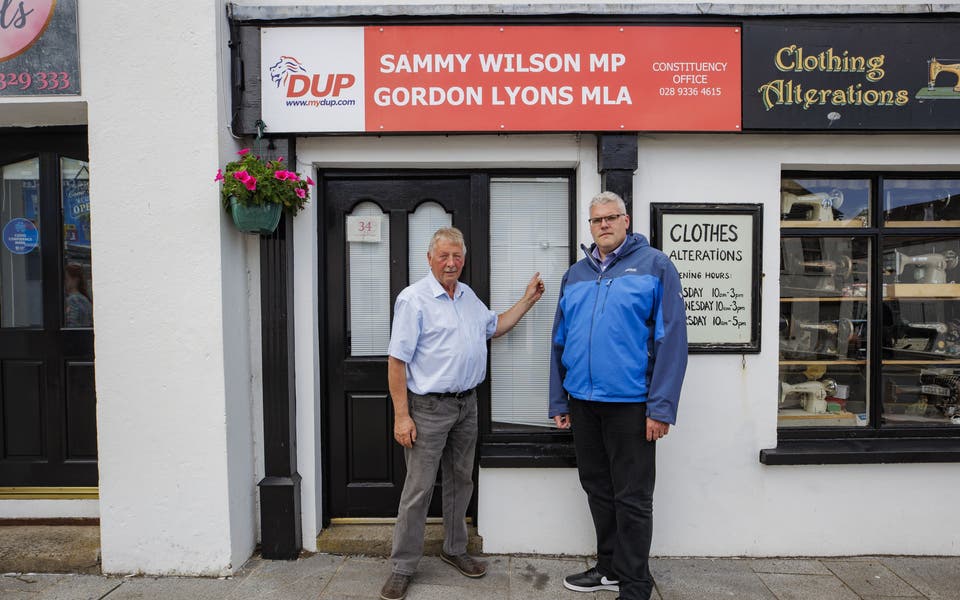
[2,218,40,255]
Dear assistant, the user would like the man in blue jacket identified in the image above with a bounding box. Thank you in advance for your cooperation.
[549,191,688,600]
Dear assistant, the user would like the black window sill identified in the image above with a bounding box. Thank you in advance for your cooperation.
[760,437,960,465]
[479,442,577,468]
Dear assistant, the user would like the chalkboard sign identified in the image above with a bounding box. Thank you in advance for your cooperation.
[0,0,79,97]
[651,203,762,353]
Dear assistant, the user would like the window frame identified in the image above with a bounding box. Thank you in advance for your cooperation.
[763,170,960,465]
[474,170,579,468]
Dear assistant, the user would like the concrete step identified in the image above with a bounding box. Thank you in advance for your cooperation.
[0,525,100,574]
[316,522,482,557]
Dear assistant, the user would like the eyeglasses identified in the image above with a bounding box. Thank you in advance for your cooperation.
[587,213,624,226]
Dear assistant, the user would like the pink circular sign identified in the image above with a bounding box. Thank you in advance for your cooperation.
[0,0,57,62]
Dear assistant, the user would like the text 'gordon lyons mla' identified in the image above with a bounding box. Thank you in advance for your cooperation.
[374,52,640,107]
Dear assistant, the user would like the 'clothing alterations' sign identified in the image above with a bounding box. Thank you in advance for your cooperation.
[260,25,742,133]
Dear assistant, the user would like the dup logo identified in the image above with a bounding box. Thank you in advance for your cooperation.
[269,55,355,98]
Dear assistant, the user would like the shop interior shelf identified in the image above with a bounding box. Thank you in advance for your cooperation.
[779,360,866,366]
[780,297,867,303]
[883,283,960,299]
[780,220,868,228]
[884,220,960,228]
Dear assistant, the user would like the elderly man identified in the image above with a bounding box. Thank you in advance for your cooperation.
[549,191,688,600]
[380,227,544,600]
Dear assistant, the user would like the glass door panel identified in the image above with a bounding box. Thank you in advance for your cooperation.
[408,201,451,284]
[346,201,391,357]
[61,158,92,328]
[1,158,42,328]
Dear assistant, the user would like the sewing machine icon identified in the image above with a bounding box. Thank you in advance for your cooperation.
[916,57,960,100]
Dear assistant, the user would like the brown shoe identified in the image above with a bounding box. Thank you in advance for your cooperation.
[380,572,411,600]
[440,550,487,578]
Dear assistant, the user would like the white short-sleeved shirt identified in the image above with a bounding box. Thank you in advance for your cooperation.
[387,274,498,395]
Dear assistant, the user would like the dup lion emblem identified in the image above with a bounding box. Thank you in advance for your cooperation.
[269,56,307,89]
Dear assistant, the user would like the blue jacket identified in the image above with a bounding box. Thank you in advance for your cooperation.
[549,233,688,424]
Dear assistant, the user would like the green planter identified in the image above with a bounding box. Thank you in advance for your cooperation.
[229,196,282,234]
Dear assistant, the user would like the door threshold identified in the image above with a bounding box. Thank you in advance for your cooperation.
[0,487,99,500]
[330,517,472,525]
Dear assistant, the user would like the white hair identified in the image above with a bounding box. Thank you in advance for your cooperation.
[428,227,467,257]
[590,191,627,214]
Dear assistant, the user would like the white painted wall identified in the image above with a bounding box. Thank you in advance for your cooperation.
[86,1,256,575]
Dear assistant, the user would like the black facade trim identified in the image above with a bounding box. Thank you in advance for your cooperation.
[257,137,302,559]
[760,438,960,465]
[228,3,960,21]
[480,442,578,468]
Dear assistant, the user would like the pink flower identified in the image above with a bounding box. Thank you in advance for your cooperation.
[306,176,315,186]
[237,148,250,156]
[274,170,288,180]
[233,170,250,182]
[296,187,306,199]
[244,177,257,191]
[214,169,224,182]
[277,156,284,162]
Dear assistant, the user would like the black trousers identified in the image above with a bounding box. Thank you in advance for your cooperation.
[570,398,656,600]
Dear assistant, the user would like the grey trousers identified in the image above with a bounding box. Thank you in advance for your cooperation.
[391,390,477,575]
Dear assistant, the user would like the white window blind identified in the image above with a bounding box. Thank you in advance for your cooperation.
[489,178,570,428]
[348,201,390,356]
[408,201,452,284]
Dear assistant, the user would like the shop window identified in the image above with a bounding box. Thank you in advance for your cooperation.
[489,178,570,431]
[767,173,960,464]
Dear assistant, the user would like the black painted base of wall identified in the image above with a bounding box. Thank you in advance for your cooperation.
[258,474,302,559]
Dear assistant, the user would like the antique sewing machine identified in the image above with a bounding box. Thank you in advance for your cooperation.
[893,249,959,284]
[781,190,844,222]
[780,316,853,359]
[928,58,960,93]
[780,378,837,414]
[885,379,952,416]
[887,320,949,356]
[886,369,960,420]
[781,254,852,296]
[922,369,960,419]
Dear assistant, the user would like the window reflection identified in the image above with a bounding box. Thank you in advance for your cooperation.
[61,158,92,328]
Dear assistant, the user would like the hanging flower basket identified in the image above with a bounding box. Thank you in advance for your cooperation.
[215,148,313,236]
[229,196,283,234]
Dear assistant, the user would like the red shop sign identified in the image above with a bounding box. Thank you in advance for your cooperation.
[260,25,742,133]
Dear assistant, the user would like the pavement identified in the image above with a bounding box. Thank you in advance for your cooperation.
[2,553,960,600]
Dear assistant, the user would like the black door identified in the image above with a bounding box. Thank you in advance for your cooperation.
[323,173,475,517]
[0,129,97,487]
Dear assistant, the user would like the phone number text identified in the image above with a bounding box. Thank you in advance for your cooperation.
[658,87,723,97]
[0,72,72,92]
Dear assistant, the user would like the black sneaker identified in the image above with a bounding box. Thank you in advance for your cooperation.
[563,566,620,592]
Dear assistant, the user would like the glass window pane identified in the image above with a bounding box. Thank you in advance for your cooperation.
[408,202,451,284]
[347,202,390,356]
[883,179,960,228]
[489,178,569,430]
[1,158,42,328]
[62,157,93,329]
[779,236,870,427]
[781,178,871,228]
[881,235,960,427]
